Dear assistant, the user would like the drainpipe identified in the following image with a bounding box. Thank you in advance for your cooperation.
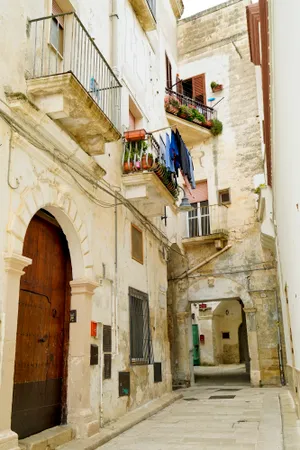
[114,195,119,354]
[111,0,120,77]
[178,244,232,280]
[275,290,285,386]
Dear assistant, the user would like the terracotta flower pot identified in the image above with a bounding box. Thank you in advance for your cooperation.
[204,120,212,128]
[178,112,189,119]
[124,129,146,142]
[212,84,223,93]
[123,161,134,173]
[142,155,153,170]
[166,104,179,115]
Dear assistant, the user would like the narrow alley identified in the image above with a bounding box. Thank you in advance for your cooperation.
[99,382,300,450]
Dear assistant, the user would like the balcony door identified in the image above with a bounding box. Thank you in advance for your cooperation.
[188,201,211,238]
[186,181,210,238]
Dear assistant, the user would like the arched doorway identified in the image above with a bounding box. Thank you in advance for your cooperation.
[11,210,72,439]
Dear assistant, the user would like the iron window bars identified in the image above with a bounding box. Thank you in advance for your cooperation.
[129,287,154,365]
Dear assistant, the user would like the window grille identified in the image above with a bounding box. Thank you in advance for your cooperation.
[129,287,153,365]
[103,325,112,379]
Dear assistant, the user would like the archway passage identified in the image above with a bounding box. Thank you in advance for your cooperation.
[191,299,250,386]
[11,210,72,439]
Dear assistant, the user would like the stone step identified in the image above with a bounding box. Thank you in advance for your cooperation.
[19,425,74,450]
[57,391,183,450]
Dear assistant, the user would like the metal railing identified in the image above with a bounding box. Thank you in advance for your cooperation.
[146,0,156,18]
[122,134,162,171]
[28,13,121,131]
[165,88,216,122]
[187,204,228,238]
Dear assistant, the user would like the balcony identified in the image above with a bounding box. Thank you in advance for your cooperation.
[122,132,178,217]
[182,204,228,249]
[129,0,156,32]
[165,88,216,147]
[25,13,121,155]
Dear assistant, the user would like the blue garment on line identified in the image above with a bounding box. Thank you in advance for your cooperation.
[188,152,196,189]
[170,130,180,174]
[165,132,175,173]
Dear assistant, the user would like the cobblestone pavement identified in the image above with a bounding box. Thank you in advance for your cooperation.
[98,382,300,449]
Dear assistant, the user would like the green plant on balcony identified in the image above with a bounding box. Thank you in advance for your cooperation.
[211,81,223,93]
[165,96,180,114]
[210,119,223,136]
[178,105,193,120]
[191,109,206,124]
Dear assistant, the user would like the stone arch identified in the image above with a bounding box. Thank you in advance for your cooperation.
[188,277,254,309]
[6,182,92,279]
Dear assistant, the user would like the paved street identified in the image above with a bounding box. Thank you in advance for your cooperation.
[98,367,300,450]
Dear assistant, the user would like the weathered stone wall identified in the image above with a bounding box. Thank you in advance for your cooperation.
[168,0,281,387]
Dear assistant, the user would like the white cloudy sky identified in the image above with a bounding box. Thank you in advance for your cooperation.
[182,0,225,18]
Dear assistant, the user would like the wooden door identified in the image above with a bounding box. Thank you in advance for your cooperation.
[12,212,72,439]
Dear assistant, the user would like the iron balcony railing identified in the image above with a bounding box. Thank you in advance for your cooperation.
[122,133,162,170]
[122,133,178,198]
[146,0,156,18]
[165,88,217,122]
[187,204,228,238]
[28,13,121,131]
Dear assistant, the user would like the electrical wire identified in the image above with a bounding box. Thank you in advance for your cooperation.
[0,107,180,252]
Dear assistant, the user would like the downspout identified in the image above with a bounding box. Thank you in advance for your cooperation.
[111,0,120,77]
[178,244,232,280]
[114,195,119,355]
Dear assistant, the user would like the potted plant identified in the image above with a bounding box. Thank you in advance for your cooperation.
[211,81,223,93]
[165,96,180,115]
[210,119,223,136]
[191,109,206,125]
[124,128,146,142]
[123,146,134,173]
[141,152,153,170]
[178,105,193,120]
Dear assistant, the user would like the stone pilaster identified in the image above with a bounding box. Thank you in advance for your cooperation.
[0,253,32,450]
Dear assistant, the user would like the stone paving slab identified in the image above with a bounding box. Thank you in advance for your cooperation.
[98,385,289,450]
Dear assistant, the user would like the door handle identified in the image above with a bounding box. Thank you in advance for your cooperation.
[38,335,48,343]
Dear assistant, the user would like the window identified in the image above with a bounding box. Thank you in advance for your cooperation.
[222,332,230,339]
[219,189,231,205]
[129,287,153,365]
[131,224,143,264]
[186,181,210,238]
[181,74,206,105]
[165,53,172,89]
[103,325,112,379]
[50,0,64,55]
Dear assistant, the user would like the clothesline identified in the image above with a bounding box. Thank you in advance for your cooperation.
[149,124,177,134]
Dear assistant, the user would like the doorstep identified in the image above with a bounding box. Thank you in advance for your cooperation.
[19,425,74,450]
[57,391,182,450]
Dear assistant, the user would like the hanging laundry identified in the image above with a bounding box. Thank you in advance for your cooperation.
[170,130,180,175]
[188,152,196,189]
[165,132,175,173]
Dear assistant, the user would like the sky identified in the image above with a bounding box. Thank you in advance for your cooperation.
[182,0,225,18]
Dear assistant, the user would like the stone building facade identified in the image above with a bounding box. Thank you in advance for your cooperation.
[167,0,282,388]
[247,0,300,416]
[0,0,184,448]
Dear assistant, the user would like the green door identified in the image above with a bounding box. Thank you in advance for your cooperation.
[192,324,200,366]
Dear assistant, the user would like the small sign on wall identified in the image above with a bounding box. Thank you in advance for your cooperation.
[70,310,77,323]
